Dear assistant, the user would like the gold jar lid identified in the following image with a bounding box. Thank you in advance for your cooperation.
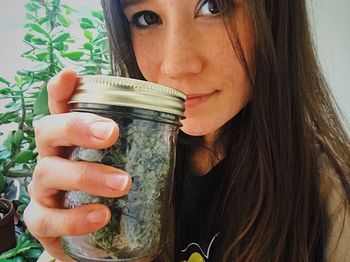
[69,75,186,117]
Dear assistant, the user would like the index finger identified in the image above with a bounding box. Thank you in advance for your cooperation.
[47,69,78,114]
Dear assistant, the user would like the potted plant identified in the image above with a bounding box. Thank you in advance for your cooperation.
[0,198,16,253]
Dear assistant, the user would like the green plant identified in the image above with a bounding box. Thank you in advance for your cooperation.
[0,232,43,261]
[78,11,110,75]
[0,0,109,183]
[0,0,110,258]
[0,0,75,181]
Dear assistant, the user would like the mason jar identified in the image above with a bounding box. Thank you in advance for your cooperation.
[61,75,185,261]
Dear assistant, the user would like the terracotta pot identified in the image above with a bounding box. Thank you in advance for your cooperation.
[0,198,16,253]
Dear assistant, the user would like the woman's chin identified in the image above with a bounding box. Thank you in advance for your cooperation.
[180,122,213,137]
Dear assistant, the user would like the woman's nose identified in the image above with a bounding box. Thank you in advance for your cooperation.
[160,27,204,79]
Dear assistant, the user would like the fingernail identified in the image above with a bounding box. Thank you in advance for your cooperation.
[86,209,108,224]
[105,174,129,191]
[90,122,116,141]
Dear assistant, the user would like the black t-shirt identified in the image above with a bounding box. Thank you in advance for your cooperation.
[176,160,225,262]
[175,159,325,262]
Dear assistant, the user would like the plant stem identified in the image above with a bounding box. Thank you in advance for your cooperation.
[50,0,61,31]
[3,159,14,176]
[19,84,26,131]
[5,171,33,178]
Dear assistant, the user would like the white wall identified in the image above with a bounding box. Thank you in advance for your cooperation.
[308,0,350,131]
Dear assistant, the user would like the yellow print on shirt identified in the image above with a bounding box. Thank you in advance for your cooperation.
[186,252,205,262]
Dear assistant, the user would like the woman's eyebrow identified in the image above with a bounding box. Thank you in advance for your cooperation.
[120,0,149,9]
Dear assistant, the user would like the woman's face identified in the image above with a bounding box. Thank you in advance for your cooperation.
[122,0,254,137]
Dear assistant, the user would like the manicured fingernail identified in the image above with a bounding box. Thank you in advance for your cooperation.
[105,174,129,191]
[87,209,108,223]
[90,122,116,141]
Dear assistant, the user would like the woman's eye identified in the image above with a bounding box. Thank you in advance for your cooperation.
[131,11,161,28]
[198,0,220,16]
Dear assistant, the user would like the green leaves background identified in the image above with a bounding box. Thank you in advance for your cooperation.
[0,0,110,259]
[0,0,110,182]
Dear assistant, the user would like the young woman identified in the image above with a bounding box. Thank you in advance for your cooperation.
[25,0,350,261]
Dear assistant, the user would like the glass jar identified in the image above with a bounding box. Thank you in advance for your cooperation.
[61,75,185,261]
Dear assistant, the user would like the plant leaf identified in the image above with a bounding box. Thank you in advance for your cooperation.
[30,37,47,45]
[25,13,36,21]
[81,17,94,26]
[24,248,43,260]
[53,42,65,51]
[28,23,49,38]
[62,51,84,61]
[34,86,50,115]
[80,22,94,30]
[24,3,40,12]
[65,6,72,15]
[91,11,104,22]
[52,32,70,43]
[3,135,13,152]
[19,195,31,205]
[83,43,93,51]
[35,51,49,61]
[13,150,35,163]
[0,174,5,193]
[57,14,70,27]
[24,34,33,42]
[13,130,24,147]
[0,148,12,160]
[94,36,108,45]
[84,30,93,42]
[0,112,18,124]
[37,17,49,25]
[0,77,10,86]
[17,234,29,246]
[28,140,36,151]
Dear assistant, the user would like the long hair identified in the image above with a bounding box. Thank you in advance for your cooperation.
[101,0,350,261]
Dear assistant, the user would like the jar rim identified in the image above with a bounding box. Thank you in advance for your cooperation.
[69,75,186,117]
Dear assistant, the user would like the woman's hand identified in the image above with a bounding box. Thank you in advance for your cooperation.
[23,69,132,261]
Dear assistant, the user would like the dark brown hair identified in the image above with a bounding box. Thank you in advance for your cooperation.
[101,0,350,261]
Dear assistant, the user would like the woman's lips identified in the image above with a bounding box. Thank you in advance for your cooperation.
[185,91,217,108]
